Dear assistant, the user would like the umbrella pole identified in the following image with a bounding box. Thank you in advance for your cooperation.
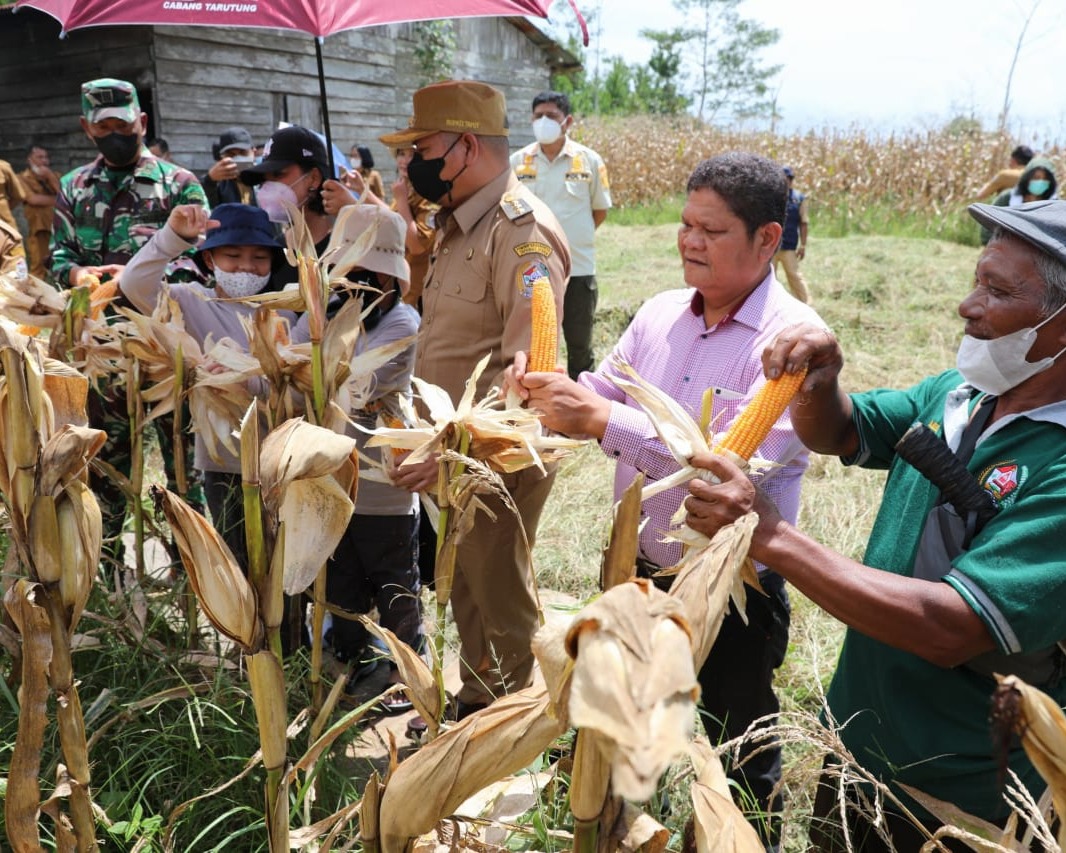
[315,37,336,179]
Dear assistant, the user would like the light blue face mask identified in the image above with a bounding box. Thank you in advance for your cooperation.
[1027,178,1051,196]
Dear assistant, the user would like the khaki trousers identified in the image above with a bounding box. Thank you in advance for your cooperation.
[451,464,556,705]
[773,249,810,303]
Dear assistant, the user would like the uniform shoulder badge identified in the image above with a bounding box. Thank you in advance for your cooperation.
[979,460,1027,508]
[500,192,533,221]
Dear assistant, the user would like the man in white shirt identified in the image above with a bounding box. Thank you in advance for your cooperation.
[511,91,611,378]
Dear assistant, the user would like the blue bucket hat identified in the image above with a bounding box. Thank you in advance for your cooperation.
[969,200,1066,265]
[194,203,284,273]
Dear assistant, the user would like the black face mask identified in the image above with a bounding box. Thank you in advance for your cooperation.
[407,136,466,203]
[94,132,142,167]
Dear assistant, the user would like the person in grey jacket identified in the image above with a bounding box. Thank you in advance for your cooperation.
[120,203,294,567]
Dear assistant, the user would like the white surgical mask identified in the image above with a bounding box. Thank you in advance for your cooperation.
[956,302,1066,394]
[257,179,302,223]
[532,116,563,145]
[214,268,271,298]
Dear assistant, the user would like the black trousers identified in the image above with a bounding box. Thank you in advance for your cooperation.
[637,561,789,849]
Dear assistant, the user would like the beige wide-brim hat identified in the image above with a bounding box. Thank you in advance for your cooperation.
[334,205,410,286]
[380,80,509,147]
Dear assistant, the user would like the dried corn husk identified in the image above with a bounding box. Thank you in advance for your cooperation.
[531,620,574,722]
[565,579,699,801]
[360,617,443,737]
[154,488,263,652]
[378,686,566,853]
[667,513,760,668]
[601,472,644,590]
[258,418,358,595]
[994,674,1066,850]
[363,353,584,476]
[689,738,765,853]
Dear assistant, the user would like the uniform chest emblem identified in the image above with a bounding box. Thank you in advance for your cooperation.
[979,461,1026,507]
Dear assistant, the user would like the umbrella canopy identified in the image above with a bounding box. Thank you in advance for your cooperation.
[13,0,582,38]
[16,0,587,176]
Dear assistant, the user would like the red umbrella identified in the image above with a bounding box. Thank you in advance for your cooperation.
[15,0,588,173]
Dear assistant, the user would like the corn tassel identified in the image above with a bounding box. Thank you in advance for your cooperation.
[712,368,807,462]
[527,277,557,372]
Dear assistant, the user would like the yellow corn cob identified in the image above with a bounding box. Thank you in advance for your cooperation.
[17,325,41,337]
[527,277,557,373]
[89,279,119,320]
[713,369,807,461]
[384,416,406,459]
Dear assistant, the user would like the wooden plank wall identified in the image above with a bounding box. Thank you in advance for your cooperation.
[0,9,559,186]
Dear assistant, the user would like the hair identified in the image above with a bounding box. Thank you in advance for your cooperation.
[27,142,46,155]
[1011,145,1034,166]
[355,145,374,169]
[532,90,571,117]
[148,137,170,155]
[686,152,789,237]
[1021,167,1057,200]
[990,227,1066,315]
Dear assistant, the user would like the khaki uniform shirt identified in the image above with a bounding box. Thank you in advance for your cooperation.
[0,159,26,233]
[417,168,570,404]
[392,188,439,306]
[511,138,611,276]
[18,167,56,235]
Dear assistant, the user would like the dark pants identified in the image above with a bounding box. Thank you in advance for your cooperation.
[563,274,598,379]
[698,572,790,850]
[205,469,305,656]
[90,383,203,565]
[204,471,246,569]
[326,512,423,662]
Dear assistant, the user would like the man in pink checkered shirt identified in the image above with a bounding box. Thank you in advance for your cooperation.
[507,152,826,852]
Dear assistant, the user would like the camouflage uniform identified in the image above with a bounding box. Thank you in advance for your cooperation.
[52,148,207,562]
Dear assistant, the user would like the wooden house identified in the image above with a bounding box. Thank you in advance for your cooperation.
[0,8,579,181]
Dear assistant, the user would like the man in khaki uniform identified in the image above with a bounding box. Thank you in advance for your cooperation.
[382,80,570,716]
[0,157,26,235]
[18,144,60,280]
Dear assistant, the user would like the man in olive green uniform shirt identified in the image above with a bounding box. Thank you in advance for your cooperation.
[383,81,570,714]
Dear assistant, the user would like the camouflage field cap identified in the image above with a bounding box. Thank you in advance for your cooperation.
[380,80,509,146]
[82,78,141,124]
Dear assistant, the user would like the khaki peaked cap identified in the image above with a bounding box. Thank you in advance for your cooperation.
[380,80,509,146]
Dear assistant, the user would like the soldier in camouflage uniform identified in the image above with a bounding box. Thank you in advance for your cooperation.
[51,78,207,566]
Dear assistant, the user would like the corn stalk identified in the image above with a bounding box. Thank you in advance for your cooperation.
[0,336,104,852]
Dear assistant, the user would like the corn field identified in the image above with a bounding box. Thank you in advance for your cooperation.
[574,116,1065,232]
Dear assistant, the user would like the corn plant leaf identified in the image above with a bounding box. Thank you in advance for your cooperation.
[601,472,644,590]
[155,488,263,652]
[55,481,101,631]
[566,580,699,802]
[38,424,106,497]
[690,738,765,853]
[360,617,443,735]
[616,802,670,853]
[895,784,1020,851]
[278,474,354,595]
[42,360,89,429]
[530,620,573,723]
[667,513,759,670]
[260,418,358,511]
[378,686,565,853]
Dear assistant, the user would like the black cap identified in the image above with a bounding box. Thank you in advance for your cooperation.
[240,125,329,186]
[969,200,1066,265]
[218,126,253,155]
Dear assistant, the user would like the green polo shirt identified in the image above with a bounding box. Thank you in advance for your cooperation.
[827,369,1066,822]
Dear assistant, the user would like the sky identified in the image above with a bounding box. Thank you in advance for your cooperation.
[544,0,1066,143]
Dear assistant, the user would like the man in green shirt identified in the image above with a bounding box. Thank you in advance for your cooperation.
[683,199,1066,851]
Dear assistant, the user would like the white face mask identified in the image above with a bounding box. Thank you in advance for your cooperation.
[532,116,563,145]
[214,268,271,298]
[257,179,301,223]
[956,301,1066,394]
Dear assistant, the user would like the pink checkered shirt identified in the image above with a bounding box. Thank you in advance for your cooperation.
[580,271,825,569]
